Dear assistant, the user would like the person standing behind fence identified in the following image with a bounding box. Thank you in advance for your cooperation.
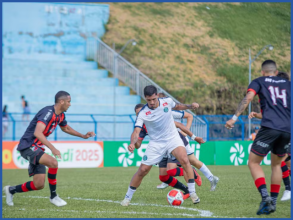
[249,126,260,141]
[2,105,9,138]
[21,95,30,121]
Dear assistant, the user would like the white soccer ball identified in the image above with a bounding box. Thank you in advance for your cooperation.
[167,189,184,206]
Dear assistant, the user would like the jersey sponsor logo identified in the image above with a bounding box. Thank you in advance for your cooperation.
[146,111,151,115]
[164,107,169,113]
[44,112,51,121]
[265,78,286,83]
[163,102,168,107]
[256,141,269,148]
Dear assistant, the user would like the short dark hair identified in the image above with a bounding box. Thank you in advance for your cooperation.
[144,85,157,97]
[55,91,70,103]
[277,71,289,80]
[134,103,145,113]
[261,60,277,73]
[21,95,25,99]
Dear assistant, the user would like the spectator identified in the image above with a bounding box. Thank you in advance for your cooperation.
[2,105,9,137]
[21,95,30,121]
[249,126,260,141]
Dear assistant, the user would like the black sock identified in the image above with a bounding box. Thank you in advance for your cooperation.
[48,168,58,199]
[160,175,189,194]
[9,181,38,195]
[281,162,291,191]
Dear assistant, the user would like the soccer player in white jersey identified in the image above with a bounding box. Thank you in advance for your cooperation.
[121,85,200,206]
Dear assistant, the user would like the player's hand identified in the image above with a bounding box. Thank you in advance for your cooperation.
[52,148,62,159]
[195,137,205,144]
[83,132,96,139]
[225,119,236,130]
[191,102,199,109]
[128,144,135,153]
[248,112,257,119]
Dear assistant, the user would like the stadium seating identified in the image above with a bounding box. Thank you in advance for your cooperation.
[2,3,139,140]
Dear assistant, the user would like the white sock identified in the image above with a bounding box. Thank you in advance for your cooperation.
[125,186,136,200]
[199,164,214,182]
[187,181,195,194]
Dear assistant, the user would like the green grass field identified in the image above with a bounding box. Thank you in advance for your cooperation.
[2,166,291,218]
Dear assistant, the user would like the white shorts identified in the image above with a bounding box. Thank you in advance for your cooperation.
[168,136,194,161]
[185,136,194,155]
[141,135,185,166]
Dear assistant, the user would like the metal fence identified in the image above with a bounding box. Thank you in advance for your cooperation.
[3,113,260,141]
[86,37,208,141]
[199,115,261,141]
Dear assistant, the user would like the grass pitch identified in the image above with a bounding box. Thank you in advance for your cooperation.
[2,166,291,218]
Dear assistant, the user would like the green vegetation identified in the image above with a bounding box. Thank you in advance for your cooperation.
[102,3,290,114]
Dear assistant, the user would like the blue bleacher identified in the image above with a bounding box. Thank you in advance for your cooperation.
[2,3,140,140]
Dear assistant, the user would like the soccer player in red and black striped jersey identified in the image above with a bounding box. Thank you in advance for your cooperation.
[249,71,291,202]
[3,91,95,207]
[225,60,291,215]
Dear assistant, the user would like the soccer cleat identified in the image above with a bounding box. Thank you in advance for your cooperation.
[190,192,200,204]
[280,190,291,201]
[183,193,190,200]
[256,197,273,215]
[193,168,202,186]
[50,195,67,207]
[157,182,169,189]
[121,198,131,206]
[210,176,219,191]
[3,186,14,206]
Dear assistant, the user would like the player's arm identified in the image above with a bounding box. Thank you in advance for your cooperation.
[135,138,143,149]
[225,91,255,129]
[60,125,95,139]
[173,102,199,111]
[34,122,61,158]
[174,121,205,144]
[129,127,141,153]
[183,111,193,130]
[249,112,263,119]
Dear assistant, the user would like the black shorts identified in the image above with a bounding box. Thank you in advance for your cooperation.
[20,147,46,177]
[158,156,181,168]
[251,127,291,157]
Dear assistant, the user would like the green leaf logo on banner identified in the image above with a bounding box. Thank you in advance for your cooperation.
[229,143,245,166]
[118,143,134,167]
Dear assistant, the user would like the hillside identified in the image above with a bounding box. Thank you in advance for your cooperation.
[102,3,291,114]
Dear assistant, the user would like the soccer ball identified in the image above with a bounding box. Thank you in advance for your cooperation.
[167,189,184,206]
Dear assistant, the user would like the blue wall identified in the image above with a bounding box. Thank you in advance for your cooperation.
[3,3,109,58]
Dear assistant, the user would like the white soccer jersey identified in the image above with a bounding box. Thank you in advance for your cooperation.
[135,97,179,142]
[172,110,184,121]
[172,110,185,131]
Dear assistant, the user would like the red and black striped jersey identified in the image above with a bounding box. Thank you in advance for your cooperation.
[17,105,67,151]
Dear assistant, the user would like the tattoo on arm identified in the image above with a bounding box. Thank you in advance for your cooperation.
[235,96,249,116]
[173,103,192,110]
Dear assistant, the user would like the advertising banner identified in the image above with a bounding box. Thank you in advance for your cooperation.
[2,141,104,169]
[104,141,215,167]
[215,141,271,166]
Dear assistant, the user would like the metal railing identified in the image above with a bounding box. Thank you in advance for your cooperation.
[2,113,207,141]
[86,37,207,141]
[2,113,260,142]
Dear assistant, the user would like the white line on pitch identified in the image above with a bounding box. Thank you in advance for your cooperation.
[2,207,212,218]
[2,195,230,218]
